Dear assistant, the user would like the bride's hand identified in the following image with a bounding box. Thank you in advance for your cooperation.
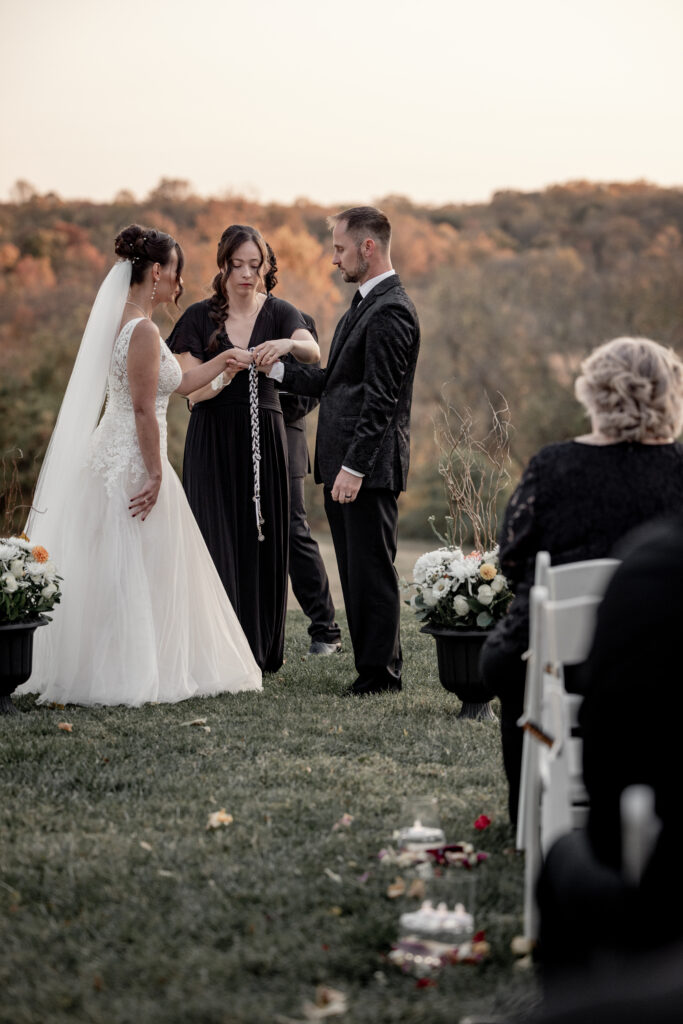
[225,349,253,378]
[252,338,293,368]
[129,476,161,521]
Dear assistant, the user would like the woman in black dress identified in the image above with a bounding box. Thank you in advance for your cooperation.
[480,336,683,824]
[168,225,319,671]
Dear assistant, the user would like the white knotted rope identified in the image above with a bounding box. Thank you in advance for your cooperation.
[248,361,265,541]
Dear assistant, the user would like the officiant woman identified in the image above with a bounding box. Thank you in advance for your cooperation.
[168,225,319,671]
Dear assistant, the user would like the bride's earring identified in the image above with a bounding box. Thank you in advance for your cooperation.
[151,279,158,302]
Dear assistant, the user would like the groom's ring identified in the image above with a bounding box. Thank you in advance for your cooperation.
[344,493,352,499]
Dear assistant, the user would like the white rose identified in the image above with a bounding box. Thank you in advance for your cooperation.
[9,559,25,577]
[422,588,439,607]
[1,572,19,593]
[477,584,494,606]
[491,575,506,594]
[453,594,470,616]
[26,562,47,577]
[41,583,58,599]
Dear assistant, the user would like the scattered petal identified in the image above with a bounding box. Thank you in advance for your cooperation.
[329,905,343,916]
[157,869,176,878]
[181,717,207,727]
[324,868,342,884]
[415,977,437,989]
[139,841,153,852]
[407,879,426,900]
[206,808,234,830]
[332,813,354,831]
[57,722,73,732]
[511,935,534,956]
[474,814,492,831]
[357,871,370,884]
[386,876,406,899]
[302,985,348,1019]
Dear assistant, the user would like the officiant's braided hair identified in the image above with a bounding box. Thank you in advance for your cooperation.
[207,224,270,353]
[114,224,184,302]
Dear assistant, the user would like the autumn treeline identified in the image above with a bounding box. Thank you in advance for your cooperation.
[2,179,683,537]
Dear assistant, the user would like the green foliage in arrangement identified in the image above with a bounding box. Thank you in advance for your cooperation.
[3,180,683,536]
[0,610,539,1024]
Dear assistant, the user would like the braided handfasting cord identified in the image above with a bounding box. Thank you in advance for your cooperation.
[248,361,265,541]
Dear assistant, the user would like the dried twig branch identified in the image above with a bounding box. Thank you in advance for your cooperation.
[433,388,513,552]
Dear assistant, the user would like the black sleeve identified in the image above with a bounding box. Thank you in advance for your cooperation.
[167,303,208,361]
[272,297,308,339]
[498,455,542,586]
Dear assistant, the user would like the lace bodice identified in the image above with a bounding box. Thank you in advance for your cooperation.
[88,318,182,494]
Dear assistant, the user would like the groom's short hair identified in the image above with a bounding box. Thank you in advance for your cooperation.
[329,206,391,251]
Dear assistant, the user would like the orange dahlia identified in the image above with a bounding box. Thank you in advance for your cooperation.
[32,545,49,563]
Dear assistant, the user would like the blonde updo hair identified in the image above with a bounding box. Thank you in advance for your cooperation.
[575,336,683,442]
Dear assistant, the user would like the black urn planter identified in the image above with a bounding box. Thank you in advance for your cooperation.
[0,617,48,715]
[420,625,497,721]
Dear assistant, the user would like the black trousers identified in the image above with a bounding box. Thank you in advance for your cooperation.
[324,486,402,686]
[288,474,340,643]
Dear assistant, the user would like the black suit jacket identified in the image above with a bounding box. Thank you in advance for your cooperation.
[280,275,420,491]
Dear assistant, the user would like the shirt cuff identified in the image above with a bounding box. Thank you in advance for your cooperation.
[268,361,285,382]
[342,465,364,478]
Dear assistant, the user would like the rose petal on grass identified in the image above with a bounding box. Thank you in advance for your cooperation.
[407,879,425,900]
[57,722,73,732]
[473,814,492,831]
[206,808,233,830]
[332,813,353,831]
[324,868,342,884]
[139,841,153,852]
[181,717,207,727]
[386,876,406,898]
[302,985,348,1019]
[157,869,176,878]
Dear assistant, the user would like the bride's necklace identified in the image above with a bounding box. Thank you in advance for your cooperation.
[126,299,152,319]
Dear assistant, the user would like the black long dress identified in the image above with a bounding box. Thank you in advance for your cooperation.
[167,295,307,672]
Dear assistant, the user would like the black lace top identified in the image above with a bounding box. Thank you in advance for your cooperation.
[488,440,683,652]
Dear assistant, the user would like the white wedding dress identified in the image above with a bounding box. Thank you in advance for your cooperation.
[18,317,261,706]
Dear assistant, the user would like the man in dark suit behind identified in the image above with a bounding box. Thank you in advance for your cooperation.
[280,315,342,656]
[254,206,420,695]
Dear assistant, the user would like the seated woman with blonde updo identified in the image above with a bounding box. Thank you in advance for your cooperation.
[480,336,683,825]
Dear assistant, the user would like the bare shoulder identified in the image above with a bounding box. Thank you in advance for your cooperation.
[129,318,161,346]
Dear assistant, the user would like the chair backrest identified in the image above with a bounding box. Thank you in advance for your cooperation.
[542,594,602,667]
[534,552,620,602]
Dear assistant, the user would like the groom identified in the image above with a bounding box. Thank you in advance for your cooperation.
[262,207,420,695]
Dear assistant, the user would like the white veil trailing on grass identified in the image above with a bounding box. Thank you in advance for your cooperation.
[26,260,132,544]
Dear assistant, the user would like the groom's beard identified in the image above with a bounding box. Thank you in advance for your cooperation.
[340,248,369,283]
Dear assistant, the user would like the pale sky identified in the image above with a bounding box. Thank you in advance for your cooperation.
[1,0,681,206]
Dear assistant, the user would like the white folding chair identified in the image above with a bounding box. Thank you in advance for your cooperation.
[516,553,619,942]
[517,553,620,851]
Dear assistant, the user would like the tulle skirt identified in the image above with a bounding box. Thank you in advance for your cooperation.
[17,458,262,706]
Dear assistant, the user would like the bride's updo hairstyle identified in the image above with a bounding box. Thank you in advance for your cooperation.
[575,336,683,442]
[114,224,184,302]
[207,224,270,351]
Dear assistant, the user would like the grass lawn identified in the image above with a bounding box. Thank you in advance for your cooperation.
[1,609,538,1024]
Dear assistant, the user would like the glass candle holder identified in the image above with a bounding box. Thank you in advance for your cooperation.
[396,796,446,851]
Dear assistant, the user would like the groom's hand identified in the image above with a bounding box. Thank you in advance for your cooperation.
[331,469,362,504]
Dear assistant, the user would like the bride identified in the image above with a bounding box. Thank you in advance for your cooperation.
[17,225,261,706]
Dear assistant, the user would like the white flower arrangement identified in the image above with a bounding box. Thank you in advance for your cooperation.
[0,536,62,623]
[406,543,512,631]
